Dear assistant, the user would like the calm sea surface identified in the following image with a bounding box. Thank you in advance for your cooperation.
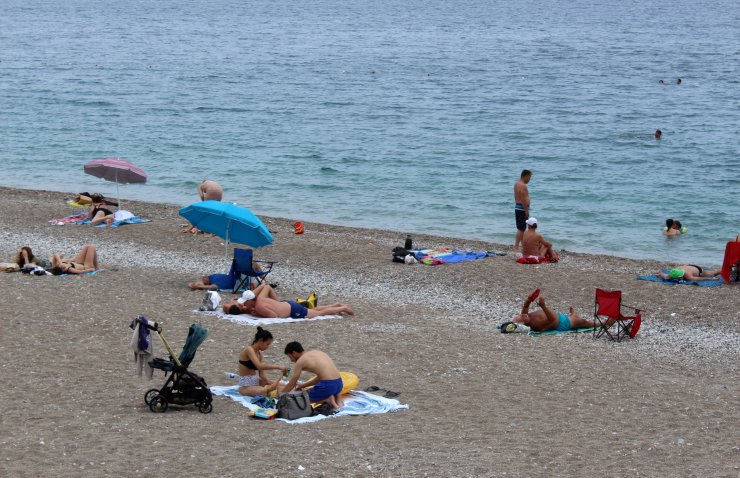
[1,0,738,264]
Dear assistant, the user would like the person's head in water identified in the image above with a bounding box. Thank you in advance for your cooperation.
[520,169,532,184]
[673,220,682,230]
[251,326,273,350]
[658,79,664,84]
[655,129,662,139]
[284,341,304,362]
[676,78,682,85]
[666,218,675,230]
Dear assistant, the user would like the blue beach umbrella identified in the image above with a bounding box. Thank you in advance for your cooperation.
[179,201,273,255]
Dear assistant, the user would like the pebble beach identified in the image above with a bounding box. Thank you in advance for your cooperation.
[1,186,738,477]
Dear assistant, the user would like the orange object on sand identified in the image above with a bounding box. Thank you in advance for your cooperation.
[294,221,305,235]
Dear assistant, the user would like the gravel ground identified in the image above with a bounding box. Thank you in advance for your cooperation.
[0,186,738,477]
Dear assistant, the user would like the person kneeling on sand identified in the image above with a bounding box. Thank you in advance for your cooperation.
[521,217,558,261]
[49,244,100,275]
[237,326,288,396]
[281,341,345,410]
[657,265,721,281]
[222,284,353,318]
[508,291,607,333]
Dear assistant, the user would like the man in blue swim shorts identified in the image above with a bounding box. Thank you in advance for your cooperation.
[510,293,606,333]
[282,341,345,410]
[222,284,355,318]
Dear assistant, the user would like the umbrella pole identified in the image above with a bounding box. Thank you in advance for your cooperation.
[115,170,122,210]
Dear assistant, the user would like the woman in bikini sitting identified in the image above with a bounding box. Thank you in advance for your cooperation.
[237,327,288,396]
[49,244,100,275]
[88,194,115,226]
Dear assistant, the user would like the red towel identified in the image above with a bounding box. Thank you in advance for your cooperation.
[720,241,740,284]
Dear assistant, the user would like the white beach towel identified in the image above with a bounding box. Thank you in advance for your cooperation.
[209,385,409,424]
[194,309,343,326]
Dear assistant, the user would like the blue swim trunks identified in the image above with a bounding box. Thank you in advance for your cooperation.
[515,203,527,231]
[556,312,571,332]
[208,273,235,291]
[286,300,308,319]
[308,377,343,402]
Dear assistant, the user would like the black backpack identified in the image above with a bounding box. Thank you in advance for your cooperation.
[392,247,412,263]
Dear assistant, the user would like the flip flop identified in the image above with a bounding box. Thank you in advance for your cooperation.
[383,391,401,398]
[364,386,382,392]
[528,289,541,302]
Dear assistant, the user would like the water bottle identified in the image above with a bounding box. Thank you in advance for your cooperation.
[404,235,413,250]
[224,372,238,379]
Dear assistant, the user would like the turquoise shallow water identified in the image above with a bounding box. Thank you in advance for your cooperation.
[1,0,738,264]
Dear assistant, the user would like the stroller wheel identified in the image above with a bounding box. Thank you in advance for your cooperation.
[198,401,213,414]
[149,395,168,413]
[144,389,160,406]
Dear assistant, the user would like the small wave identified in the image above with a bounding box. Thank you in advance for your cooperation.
[320,166,339,174]
[66,99,114,107]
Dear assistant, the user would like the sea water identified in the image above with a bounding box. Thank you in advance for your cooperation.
[1,0,738,264]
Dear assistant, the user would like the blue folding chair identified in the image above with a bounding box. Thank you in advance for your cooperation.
[232,248,275,293]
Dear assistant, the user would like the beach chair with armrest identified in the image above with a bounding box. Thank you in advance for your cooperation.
[593,289,642,342]
[231,248,276,293]
[720,241,740,285]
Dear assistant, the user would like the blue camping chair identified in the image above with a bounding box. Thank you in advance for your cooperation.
[232,248,275,293]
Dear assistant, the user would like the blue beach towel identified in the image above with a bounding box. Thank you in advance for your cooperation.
[209,386,409,424]
[413,248,493,264]
[76,216,150,228]
[637,270,723,287]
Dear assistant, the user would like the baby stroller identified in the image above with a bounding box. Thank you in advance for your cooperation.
[137,318,213,414]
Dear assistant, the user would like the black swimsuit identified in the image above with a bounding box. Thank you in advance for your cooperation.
[239,358,257,370]
[92,207,113,217]
[688,264,703,274]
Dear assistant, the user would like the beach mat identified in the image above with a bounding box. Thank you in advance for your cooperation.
[413,248,492,264]
[49,212,150,228]
[637,270,723,287]
[529,326,596,336]
[195,309,343,326]
[210,385,408,424]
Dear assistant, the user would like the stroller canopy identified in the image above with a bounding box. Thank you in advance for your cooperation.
[179,323,209,368]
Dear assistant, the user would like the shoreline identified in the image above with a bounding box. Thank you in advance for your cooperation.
[0,185,723,267]
[1,186,738,477]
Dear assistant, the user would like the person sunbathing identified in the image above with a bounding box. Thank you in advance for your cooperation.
[282,341,345,410]
[223,284,352,318]
[88,194,115,227]
[237,326,288,396]
[510,291,606,333]
[15,246,44,268]
[187,262,264,290]
[49,244,100,275]
[521,218,558,261]
[657,265,721,281]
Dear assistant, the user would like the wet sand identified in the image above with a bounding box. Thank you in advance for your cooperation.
[0,186,738,477]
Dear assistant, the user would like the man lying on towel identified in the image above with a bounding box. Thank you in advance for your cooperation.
[222,284,354,318]
[508,290,607,333]
[520,218,559,262]
[657,264,721,282]
[282,341,345,410]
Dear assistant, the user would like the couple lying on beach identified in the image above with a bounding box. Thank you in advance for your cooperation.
[221,284,354,319]
[238,327,346,410]
[15,244,100,275]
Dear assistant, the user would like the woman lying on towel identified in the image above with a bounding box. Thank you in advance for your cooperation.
[237,327,288,396]
[509,291,607,333]
[49,244,100,275]
[657,265,721,281]
[87,194,115,227]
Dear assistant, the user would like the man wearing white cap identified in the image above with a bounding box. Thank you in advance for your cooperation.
[521,217,557,261]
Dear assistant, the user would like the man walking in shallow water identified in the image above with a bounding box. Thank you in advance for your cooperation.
[514,169,532,252]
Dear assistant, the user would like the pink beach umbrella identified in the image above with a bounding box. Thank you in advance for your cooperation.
[83,157,147,209]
